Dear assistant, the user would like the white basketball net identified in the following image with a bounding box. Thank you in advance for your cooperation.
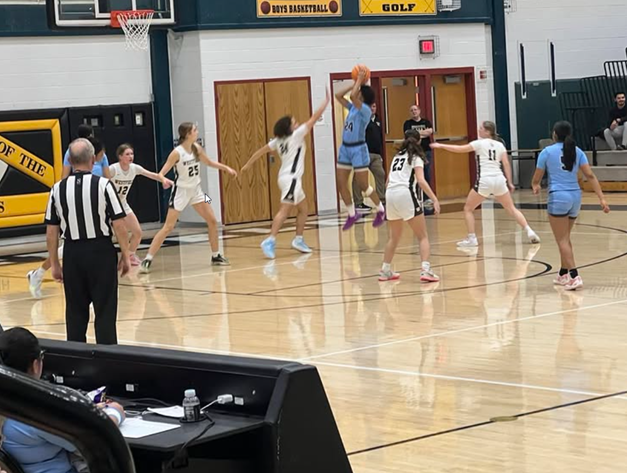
[116,10,154,51]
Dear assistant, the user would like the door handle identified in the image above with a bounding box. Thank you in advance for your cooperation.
[383,87,389,135]
[431,86,437,135]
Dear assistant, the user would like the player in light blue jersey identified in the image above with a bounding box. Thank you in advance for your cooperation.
[335,67,386,231]
[532,121,609,291]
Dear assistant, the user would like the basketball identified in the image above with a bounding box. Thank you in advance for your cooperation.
[329,1,339,13]
[351,64,371,82]
[260,1,271,14]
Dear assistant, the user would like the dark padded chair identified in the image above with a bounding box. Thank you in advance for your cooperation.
[0,448,27,473]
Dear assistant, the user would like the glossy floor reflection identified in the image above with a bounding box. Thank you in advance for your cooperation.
[1,190,626,472]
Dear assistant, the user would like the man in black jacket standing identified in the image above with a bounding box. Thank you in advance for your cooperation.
[603,92,627,150]
[353,102,386,212]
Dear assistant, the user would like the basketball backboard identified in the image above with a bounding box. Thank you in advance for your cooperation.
[47,0,175,27]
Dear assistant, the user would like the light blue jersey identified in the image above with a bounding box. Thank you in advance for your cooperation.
[342,103,371,145]
[63,149,109,177]
[537,143,588,192]
[2,419,78,473]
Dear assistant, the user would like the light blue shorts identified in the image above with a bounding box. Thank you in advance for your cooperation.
[338,143,370,170]
[548,190,582,218]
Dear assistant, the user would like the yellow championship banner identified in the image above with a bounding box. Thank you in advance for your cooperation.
[257,0,342,17]
[359,0,436,16]
[0,135,55,188]
[0,118,63,228]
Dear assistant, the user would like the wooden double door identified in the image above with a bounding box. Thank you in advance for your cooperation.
[216,79,317,225]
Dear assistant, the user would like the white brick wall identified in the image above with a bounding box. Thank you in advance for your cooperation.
[168,31,208,223]
[506,0,627,148]
[0,36,152,110]
[169,23,494,221]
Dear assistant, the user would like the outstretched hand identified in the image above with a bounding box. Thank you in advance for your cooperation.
[225,166,238,177]
[162,178,174,189]
[430,143,442,149]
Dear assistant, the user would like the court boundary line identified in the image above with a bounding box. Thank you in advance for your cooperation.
[311,361,603,396]
[346,388,627,457]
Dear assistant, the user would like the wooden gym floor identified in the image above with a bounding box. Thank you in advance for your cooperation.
[1,190,627,472]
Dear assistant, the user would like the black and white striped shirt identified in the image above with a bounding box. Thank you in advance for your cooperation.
[45,171,126,240]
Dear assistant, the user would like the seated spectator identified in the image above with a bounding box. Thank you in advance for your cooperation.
[603,92,627,150]
[0,327,125,473]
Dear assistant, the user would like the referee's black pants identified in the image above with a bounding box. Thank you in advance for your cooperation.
[63,238,118,345]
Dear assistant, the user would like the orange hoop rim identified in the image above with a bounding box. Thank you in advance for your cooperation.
[110,9,155,28]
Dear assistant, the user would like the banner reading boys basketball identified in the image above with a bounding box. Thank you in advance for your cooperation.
[359,0,435,16]
[257,0,342,17]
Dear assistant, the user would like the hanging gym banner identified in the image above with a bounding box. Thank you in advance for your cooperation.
[0,117,64,229]
[359,0,436,16]
[257,0,342,17]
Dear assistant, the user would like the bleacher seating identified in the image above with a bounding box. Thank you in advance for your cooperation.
[559,49,627,190]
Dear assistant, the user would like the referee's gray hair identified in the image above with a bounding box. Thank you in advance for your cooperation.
[69,138,95,166]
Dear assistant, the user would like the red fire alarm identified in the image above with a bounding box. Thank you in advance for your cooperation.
[419,39,435,55]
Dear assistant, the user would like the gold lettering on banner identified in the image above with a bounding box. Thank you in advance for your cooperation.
[359,0,435,16]
[258,0,342,17]
[0,135,53,187]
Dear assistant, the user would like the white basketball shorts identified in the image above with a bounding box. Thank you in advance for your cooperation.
[121,200,134,215]
[169,184,206,211]
[475,175,508,198]
[385,187,423,221]
[279,175,306,205]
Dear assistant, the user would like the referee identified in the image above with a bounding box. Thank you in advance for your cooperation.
[45,138,131,345]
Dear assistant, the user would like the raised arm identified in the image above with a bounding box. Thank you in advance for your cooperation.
[430,142,475,154]
[335,82,354,109]
[242,144,273,174]
[304,89,331,132]
[501,152,515,192]
[349,68,367,109]
[580,164,610,213]
[194,144,238,177]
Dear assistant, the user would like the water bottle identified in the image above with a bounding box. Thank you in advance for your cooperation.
[183,389,201,422]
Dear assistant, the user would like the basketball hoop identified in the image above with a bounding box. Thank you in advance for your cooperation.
[111,10,154,51]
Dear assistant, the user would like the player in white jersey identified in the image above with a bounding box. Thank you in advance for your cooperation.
[431,121,540,248]
[241,91,330,259]
[109,144,173,266]
[140,122,237,273]
[380,132,441,282]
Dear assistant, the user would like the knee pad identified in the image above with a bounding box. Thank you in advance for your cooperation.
[364,186,374,197]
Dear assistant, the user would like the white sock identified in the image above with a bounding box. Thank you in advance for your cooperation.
[377,203,385,212]
[525,225,534,235]
[293,235,303,241]
[468,233,477,240]
[145,254,153,261]
[35,267,46,277]
[265,236,276,243]
[347,204,356,217]
[422,261,431,271]
[212,251,220,258]
[382,262,391,272]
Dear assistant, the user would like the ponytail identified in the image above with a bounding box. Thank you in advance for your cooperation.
[398,134,427,166]
[553,121,577,172]
[562,136,577,171]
